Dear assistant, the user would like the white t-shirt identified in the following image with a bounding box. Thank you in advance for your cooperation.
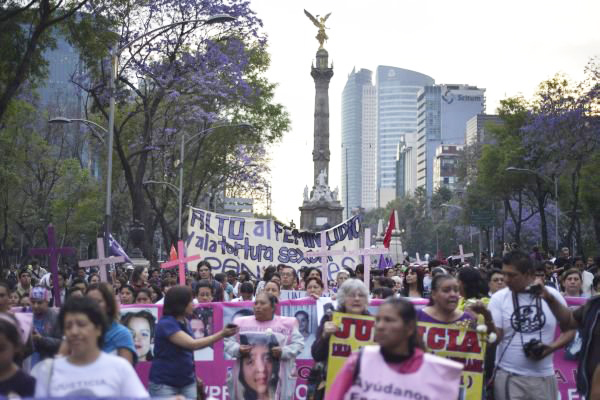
[582,270,594,297]
[489,286,567,377]
[31,352,149,398]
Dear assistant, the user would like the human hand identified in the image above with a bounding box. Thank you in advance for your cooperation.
[239,344,252,356]
[323,321,338,338]
[221,326,238,338]
[465,300,489,317]
[271,346,282,359]
[310,293,320,300]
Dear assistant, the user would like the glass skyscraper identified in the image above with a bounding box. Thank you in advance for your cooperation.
[376,66,434,205]
[341,68,373,217]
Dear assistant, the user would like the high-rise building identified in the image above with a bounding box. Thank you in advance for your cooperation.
[376,66,434,204]
[361,84,377,210]
[38,29,101,178]
[416,84,485,196]
[433,144,463,191]
[466,114,503,145]
[341,68,373,217]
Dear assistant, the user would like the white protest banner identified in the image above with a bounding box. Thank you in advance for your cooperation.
[280,290,307,300]
[186,207,361,280]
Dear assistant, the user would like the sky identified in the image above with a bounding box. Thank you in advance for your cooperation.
[249,0,600,225]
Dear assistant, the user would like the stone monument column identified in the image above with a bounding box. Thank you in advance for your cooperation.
[312,49,333,186]
[299,10,344,231]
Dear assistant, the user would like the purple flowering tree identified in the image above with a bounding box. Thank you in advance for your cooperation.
[521,60,600,253]
[72,0,289,259]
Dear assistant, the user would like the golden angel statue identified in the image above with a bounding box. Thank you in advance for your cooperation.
[304,10,331,49]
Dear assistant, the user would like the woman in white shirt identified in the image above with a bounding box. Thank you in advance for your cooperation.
[31,296,149,398]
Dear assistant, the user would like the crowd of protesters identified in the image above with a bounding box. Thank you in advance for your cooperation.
[0,242,597,399]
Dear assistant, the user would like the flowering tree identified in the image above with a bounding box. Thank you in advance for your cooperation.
[72,0,289,259]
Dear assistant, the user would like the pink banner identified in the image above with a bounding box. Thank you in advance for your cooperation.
[12,296,584,400]
[554,297,586,400]
[128,297,585,400]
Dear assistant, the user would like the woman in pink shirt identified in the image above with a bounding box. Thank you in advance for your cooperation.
[326,297,463,400]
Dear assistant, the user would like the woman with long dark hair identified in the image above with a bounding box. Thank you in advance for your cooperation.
[400,266,425,298]
[148,285,237,399]
[326,297,464,399]
[225,292,304,400]
[85,282,136,365]
[0,313,35,397]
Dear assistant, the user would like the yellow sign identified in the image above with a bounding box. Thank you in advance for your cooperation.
[417,321,487,400]
[325,312,376,392]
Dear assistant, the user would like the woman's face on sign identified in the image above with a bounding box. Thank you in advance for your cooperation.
[242,345,273,396]
[128,317,151,360]
[190,318,206,339]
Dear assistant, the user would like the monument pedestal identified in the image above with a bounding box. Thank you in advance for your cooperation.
[299,199,344,231]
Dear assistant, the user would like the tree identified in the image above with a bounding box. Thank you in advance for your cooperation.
[0,0,117,123]
[72,0,289,261]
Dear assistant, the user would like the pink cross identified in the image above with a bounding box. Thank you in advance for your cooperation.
[78,238,125,282]
[29,224,76,307]
[160,240,200,285]
[452,244,474,265]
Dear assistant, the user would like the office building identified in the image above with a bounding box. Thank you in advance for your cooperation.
[376,66,434,205]
[466,114,504,145]
[38,29,101,177]
[416,84,485,196]
[361,84,377,210]
[341,68,373,217]
[433,144,463,191]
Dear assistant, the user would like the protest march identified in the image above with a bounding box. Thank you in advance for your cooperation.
[0,210,597,400]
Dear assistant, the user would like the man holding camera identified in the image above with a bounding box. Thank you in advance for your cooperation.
[489,250,570,400]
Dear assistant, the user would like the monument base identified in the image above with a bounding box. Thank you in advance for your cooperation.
[299,200,344,231]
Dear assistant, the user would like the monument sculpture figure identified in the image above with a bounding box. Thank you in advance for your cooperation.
[304,10,331,49]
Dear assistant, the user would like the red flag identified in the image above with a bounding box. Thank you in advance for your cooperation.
[169,244,178,261]
[383,210,397,248]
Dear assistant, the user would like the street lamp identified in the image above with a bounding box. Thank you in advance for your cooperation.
[104,14,236,249]
[506,166,559,252]
[48,117,107,144]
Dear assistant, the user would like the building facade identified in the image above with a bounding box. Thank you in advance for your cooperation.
[341,68,373,217]
[376,66,434,204]
[433,145,463,191]
[361,83,377,210]
[416,84,485,196]
[465,113,503,145]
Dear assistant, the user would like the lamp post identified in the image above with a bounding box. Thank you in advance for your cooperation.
[506,167,559,252]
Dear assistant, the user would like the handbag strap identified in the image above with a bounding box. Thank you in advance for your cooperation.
[46,358,55,396]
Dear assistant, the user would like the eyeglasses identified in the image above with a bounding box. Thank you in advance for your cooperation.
[348,292,367,299]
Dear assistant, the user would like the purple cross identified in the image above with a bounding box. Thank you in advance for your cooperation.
[29,224,76,307]
[79,238,125,282]
[160,240,201,285]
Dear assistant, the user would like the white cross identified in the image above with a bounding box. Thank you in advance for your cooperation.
[308,228,389,292]
[79,238,126,282]
[452,244,474,264]
[414,253,427,267]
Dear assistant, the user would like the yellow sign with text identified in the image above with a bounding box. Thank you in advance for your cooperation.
[325,312,376,392]
[417,321,487,400]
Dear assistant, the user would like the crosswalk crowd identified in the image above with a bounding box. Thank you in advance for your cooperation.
[0,244,597,399]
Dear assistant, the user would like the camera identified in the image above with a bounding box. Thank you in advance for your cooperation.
[523,338,545,359]
[524,283,543,296]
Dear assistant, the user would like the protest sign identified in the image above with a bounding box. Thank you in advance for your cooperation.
[417,321,487,400]
[186,207,361,280]
[280,290,307,300]
[12,297,578,400]
[325,312,376,391]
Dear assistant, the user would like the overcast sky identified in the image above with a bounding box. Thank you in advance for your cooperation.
[249,0,599,225]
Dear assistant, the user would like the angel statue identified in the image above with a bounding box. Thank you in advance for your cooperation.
[304,10,332,49]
